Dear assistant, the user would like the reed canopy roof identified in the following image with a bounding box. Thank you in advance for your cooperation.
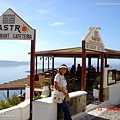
[32,47,120,59]
[0,78,27,90]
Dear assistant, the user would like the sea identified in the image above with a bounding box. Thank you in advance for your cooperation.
[0,59,120,101]
[0,60,72,101]
[0,64,29,101]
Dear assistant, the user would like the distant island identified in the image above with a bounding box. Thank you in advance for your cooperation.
[0,60,30,67]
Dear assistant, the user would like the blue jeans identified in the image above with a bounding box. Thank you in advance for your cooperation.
[58,99,72,120]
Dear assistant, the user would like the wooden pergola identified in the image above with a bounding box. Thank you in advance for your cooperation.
[34,47,120,58]
[33,46,120,72]
[31,46,120,101]
[0,77,28,98]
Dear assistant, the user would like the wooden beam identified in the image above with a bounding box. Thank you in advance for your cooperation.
[0,87,25,90]
[35,51,101,55]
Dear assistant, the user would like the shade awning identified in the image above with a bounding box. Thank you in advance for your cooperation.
[29,47,120,58]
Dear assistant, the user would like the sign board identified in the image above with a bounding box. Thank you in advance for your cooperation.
[84,27,105,52]
[0,8,34,40]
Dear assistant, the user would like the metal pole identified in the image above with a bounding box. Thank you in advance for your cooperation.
[30,29,36,120]
[81,40,86,90]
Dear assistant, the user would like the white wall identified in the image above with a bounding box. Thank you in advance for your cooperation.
[25,86,30,100]
[32,91,87,120]
[0,99,30,120]
[0,91,87,120]
[103,68,120,104]
[109,82,120,104]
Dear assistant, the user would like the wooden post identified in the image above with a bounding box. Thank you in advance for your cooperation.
[88,57,91,86]
[97,56,99,73]
[99,52,104,102]
[81,40,86,90]
[7,90,9,98]
[36,56,37,74]
[20,89,22,95]
[42,57,44,72]
[30,29,36,120]
[105,55,107,67]
[48,57,49,70]
[88,57,91,69]
[52,56,54,85]
[74,57,76,74]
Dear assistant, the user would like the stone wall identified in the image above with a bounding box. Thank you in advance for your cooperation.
[32,91,87,120]
[103,87,109,101]
[57,94,86,120]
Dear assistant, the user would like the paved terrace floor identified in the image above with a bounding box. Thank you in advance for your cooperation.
[68,79,120,120]
[68,78,94,105]
[77,104,120,120]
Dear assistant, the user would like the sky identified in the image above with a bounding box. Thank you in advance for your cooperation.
[0,0,120,62]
